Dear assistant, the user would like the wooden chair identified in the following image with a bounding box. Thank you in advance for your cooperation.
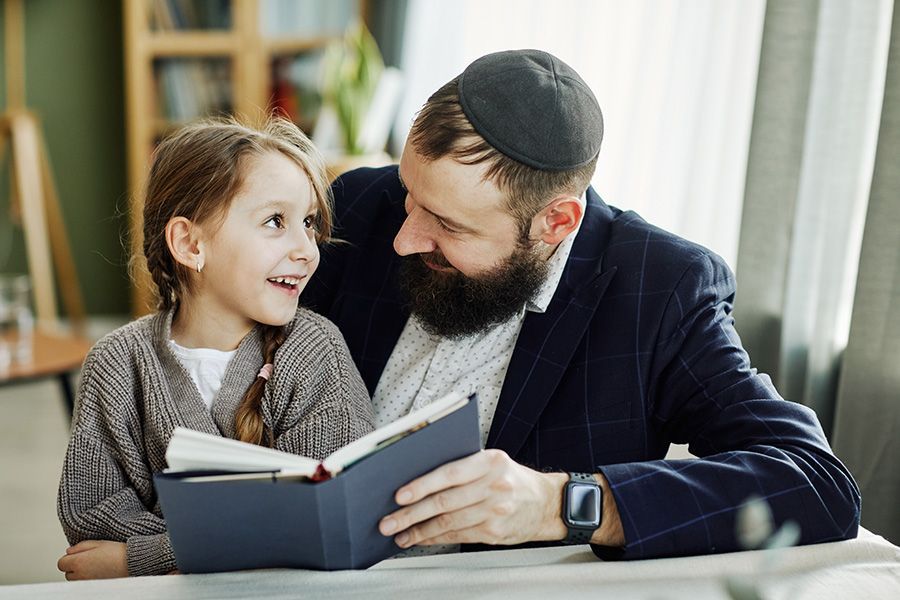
[0,0,92,417]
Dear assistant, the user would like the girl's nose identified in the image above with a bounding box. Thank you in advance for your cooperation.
[290,230,318,262]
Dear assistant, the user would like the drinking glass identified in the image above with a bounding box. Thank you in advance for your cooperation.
[0,274,35,369]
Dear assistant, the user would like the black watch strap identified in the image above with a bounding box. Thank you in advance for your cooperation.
[562,472,602,544]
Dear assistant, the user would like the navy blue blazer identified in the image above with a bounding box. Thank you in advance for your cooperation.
[302,165,860,559]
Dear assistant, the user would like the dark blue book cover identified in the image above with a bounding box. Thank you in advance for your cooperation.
[154,395,480,572]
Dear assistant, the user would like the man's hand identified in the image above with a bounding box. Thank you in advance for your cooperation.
[379,449,566,547]
[379,449,626,549]
[57,540,128,580]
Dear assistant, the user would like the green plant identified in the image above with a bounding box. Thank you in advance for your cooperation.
[321,22,384,155]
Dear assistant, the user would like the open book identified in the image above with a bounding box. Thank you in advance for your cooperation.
[155,391,481,572]
[166,391,470,482]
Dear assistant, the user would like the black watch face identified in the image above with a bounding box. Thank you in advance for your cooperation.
[566,483,601,528]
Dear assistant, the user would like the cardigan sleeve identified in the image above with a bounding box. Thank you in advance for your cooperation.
[57,343,177,577]
[594,252,860,559]
[270,311,375,460]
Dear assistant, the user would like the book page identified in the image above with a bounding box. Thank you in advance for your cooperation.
[164,392,471,478]
[321,392,470,475]
[165,427,320,474]
[178,470,313,483]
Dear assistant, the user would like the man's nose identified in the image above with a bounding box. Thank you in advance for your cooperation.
[393,207,436,256]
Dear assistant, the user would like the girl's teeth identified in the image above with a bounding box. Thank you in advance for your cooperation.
[269,277,298,285]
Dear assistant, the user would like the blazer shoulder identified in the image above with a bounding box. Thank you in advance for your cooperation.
[608,210,717,261]
[331,165,401,212]
[329,165,403,241]
[603,209,733,287]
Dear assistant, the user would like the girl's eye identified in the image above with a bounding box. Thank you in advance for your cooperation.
[303,215,318,230]
[264,213,285,229]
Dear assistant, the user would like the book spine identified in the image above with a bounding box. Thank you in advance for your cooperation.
[316,476,353,569]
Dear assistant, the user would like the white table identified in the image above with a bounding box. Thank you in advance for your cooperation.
[3,528,898,599]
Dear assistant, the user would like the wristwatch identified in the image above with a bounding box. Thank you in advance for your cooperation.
[562,472,602,544]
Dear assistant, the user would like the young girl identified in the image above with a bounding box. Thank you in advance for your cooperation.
[56,117,374,579]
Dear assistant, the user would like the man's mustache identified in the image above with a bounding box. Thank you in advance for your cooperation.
[420,251,453,269]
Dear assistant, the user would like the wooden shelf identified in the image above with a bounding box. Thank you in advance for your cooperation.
[147,32,239,56]
[123,0,366,315]
[264,36,332,56]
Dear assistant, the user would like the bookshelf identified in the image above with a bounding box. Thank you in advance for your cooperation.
[123,0,367,315]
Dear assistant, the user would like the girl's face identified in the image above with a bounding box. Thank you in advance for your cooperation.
[196,151,320,332]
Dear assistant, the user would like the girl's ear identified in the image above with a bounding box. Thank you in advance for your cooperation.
[165,217,204,272]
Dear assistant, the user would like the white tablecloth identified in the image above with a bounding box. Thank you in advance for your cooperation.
[3,528,898,599]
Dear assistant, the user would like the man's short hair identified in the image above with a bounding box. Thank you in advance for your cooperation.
[408,78,598,240]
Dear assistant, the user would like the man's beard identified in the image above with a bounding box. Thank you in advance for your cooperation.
[399,243,549,339]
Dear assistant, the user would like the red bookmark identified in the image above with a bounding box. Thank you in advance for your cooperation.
[310,464,332,482]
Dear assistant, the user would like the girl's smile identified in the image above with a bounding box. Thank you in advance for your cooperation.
[266,274,308,296]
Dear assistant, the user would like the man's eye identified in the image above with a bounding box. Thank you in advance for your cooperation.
[264,214,285,229]
[436,219,458,234]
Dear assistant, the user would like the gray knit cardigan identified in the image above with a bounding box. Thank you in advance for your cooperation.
[57,307,374,576]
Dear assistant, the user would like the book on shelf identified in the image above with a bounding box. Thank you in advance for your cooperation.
[152,0,231,31]
[260,0,358,37]
[269,51,325,129]
[155,391,481,572]
[156,58,232,122]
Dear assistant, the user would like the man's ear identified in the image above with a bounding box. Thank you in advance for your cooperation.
[532,196,584,246]
[165,216,204,272]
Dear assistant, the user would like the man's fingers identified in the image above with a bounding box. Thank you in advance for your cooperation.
[415,524,503,547]
[395,502,491,548]
[380,475,488,537]
[393,450,496,506]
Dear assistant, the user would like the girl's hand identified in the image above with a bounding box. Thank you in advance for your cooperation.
[57,540,128,580]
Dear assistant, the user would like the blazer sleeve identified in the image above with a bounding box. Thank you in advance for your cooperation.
[57,345,177,577]
[595,252,861,560]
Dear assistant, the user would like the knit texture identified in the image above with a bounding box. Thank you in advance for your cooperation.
[57,307,374,576]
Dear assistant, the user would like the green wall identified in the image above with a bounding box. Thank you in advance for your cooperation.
[0,0,130,316]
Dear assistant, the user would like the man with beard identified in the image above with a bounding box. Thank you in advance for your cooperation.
[301,49,859,559]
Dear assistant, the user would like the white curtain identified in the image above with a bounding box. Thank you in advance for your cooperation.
[393,0,766,269]
[735,0,893,434]
[832,0,900,545]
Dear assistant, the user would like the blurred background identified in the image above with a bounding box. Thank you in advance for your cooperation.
[0,0,897,585]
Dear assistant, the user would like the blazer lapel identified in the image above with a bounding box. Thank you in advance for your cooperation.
[487,189,617,457]
[338,190,410,393]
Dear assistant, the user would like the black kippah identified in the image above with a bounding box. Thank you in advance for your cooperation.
[457,49,603,171]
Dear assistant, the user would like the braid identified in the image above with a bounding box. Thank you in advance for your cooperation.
[234,325,288,446]
[144,234,180,311]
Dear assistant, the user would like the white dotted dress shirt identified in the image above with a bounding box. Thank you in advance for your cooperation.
[373,206,583,556]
